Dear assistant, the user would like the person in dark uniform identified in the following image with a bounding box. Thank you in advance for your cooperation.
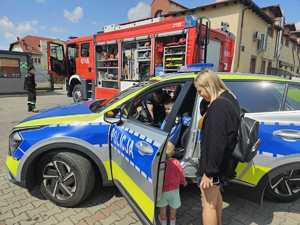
[24,65,38,112]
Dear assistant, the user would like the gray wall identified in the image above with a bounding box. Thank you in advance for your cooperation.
[0,52,28,94]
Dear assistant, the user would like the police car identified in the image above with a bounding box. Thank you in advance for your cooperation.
[6,73,300,224]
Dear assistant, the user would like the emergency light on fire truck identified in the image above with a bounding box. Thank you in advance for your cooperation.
[47,15,235,102]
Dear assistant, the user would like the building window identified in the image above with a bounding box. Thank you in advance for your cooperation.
[38,58,41,64]
[260,60,266,74]
[154,10,163,17]
[250,56,256,73]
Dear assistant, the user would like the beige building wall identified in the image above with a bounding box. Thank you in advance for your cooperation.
[279,36,298,74]
[191,4,243,72]
[238,9,272,73]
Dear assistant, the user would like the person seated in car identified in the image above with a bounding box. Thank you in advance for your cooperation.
[145,89,169,126]
[160,97,183,148]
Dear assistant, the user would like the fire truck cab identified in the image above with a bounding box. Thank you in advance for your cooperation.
[48,15,235,102]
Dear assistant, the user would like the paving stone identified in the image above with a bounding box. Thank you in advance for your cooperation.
[5,212,30,225]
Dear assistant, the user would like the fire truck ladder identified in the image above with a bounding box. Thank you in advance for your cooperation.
[198,17,211,64]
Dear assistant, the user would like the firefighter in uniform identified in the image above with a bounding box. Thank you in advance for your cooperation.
[24,65,38,112]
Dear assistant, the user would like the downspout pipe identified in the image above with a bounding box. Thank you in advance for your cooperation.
[236,6,250,72]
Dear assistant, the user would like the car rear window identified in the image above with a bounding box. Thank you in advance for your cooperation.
[225,81,285,113]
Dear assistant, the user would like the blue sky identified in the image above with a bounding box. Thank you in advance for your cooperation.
[0,0,299,50]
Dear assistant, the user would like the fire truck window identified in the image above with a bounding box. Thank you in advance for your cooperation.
[50,44,64,61]
[67,45,77,75]
[81,43,90,57]
[67,45,77,59]
[155,34,186,75]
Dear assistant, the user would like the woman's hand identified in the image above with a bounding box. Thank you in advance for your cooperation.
[199,174,213,189]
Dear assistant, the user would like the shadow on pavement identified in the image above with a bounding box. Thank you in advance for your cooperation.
[81,186,120,208]
[29,184,118,208]
[175,184,299,225]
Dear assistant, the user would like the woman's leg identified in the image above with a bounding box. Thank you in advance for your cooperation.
[216,188,223,225]
[200,185,220,225]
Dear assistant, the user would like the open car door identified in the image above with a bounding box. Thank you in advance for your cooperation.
[107,81,192,225]
[47,42,67,77]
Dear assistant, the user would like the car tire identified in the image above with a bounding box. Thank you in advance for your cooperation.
[72,84,82,103]
[39,151,95,207]
[266,167,300,202]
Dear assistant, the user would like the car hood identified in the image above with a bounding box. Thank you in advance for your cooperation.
[16,101,103,129]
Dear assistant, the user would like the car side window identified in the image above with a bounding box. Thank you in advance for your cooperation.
[225,81,285,113]
[127,84,183,128]
[284,84,300,111]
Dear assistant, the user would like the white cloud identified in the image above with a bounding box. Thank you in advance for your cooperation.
[0,16,38,42]
[296,22,300,31]
[128,2,151,21]
[49,26,67,33]
[64,6,84,23]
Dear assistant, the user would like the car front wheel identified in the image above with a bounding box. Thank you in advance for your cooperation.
[39,152,95,207]
[266,168,300,202]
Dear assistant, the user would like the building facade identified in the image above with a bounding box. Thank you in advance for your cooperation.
[9,35,64,88]
[151,0,300,77]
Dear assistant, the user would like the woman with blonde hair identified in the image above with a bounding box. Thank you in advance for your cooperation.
[194,69,240,225]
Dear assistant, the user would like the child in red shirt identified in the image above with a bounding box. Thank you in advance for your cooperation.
[157,100,187,225]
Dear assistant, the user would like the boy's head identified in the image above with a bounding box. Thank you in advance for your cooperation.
[166,142,175,158]
[163,98,175,115]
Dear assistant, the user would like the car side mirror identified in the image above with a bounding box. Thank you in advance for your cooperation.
[104,109,122,124]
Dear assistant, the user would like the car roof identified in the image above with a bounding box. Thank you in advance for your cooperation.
[151,72,300,84]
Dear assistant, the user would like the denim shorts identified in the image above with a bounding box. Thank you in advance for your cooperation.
[157,189,181,209]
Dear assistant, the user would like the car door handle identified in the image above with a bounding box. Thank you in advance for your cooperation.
[273,129,300,142]
[135,141,154,155]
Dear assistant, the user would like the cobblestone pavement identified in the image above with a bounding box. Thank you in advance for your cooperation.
[0,91,300,225]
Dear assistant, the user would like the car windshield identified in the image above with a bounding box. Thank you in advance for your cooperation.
[90,80,157,112]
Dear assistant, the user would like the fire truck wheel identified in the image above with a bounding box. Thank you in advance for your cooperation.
[72,84,82,102]
[39,151,95,207]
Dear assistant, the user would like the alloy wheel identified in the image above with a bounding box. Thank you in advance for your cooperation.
[269,169,300,197]
[42,160,77,201]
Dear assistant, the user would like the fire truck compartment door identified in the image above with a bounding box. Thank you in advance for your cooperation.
[206,40,221,71]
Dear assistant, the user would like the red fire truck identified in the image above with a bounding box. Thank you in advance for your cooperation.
[48,15,235,102]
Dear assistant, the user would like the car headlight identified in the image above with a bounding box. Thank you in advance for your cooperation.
[9,132,22,156]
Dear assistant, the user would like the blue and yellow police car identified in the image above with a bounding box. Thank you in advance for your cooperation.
[6,72,300,225]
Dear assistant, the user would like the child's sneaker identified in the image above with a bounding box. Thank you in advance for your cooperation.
[159,218,167,225]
